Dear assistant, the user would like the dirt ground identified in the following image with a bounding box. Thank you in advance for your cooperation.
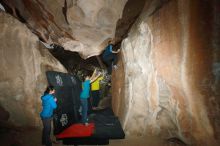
[0,126,184,146]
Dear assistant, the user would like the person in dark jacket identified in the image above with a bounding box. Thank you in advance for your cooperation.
[102,40,120,74]
[40,86,57,146]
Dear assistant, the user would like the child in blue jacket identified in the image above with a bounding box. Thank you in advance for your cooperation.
[40,86,57,146]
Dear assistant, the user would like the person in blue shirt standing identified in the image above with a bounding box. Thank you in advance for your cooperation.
[80,69,101,126]
[102,39,120,74]
[40,86,57,146]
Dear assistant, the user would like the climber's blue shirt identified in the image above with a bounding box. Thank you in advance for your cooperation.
[40,94,57,119]
[80,80,91,99]
[102,44,113,58]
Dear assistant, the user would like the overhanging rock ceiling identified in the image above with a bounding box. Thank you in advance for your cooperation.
[0,0,128,58]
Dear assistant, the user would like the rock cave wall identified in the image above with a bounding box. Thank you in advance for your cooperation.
[0,12,66,126]
[112,0,220,145]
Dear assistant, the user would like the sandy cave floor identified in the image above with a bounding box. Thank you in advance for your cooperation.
[0,126,184,146]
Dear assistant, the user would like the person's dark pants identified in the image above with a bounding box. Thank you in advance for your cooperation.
[42,117,52,146]
[91,90,100,108]
[88,97,93,114]
[102,54,117,74]
[80,98,88,124]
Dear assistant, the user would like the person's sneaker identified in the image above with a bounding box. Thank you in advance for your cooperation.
[92,107,97,110]
[52,140,59,144]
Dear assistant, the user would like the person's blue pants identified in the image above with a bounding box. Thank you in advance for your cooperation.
[80,98,88,124]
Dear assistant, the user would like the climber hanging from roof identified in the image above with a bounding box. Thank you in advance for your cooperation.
[102,39,121,74]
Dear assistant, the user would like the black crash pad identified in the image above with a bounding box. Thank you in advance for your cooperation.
[91,108,125,139]
[46,71,82,134]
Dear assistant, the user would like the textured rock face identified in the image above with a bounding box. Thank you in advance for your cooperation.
[1,0,127,58]
[112,0,220,145]
[0,12,66,126]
